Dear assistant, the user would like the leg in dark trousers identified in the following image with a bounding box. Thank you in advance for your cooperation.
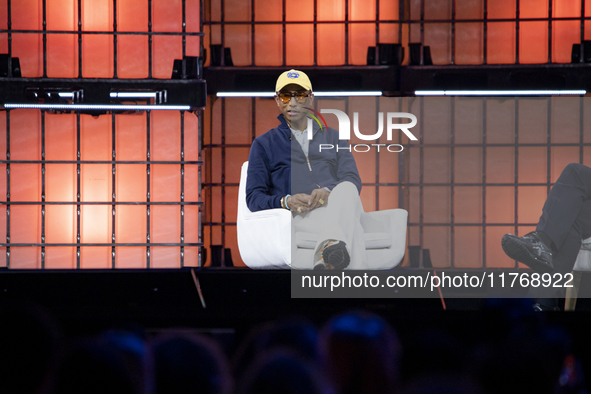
[528,164,591,307]
[536,163,591,274]
[528,201,591,303]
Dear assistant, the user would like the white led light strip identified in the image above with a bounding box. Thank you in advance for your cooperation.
[216,91,383,98]
[110,92,159,98]
[415,90,587,96]
[217,92,274,97]
[58,92,159,98]
[4,104,191,110]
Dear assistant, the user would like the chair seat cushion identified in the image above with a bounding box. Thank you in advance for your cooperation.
[296,232,392,250]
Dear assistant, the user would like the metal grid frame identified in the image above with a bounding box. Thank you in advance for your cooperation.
[407,96,590,268]
[412,0,586,65]
[0,0,205,78]
[204,0,406,66]
[204,95,590,268]
[200,0,590,267]
[203,0,588,67]
[1,110,204,269]
[0,0,206,268]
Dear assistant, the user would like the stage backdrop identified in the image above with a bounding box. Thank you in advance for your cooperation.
[2,0,590,268]
[0,0,202,268]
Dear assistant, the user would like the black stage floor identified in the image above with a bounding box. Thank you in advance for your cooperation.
[4,268,591,392]
[2,268,591,334]
[1,268,459,332]
[5,267,591,379]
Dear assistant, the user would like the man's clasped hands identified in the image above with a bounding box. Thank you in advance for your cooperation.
[287,188,330,213]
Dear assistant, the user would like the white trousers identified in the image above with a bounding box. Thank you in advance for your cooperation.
[291,181,367,269]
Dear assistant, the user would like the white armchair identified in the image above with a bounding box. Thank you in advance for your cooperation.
[237,162,292,269]
[237,161,408,269]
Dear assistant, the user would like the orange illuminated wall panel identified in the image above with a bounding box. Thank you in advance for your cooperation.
[47,0,78,78]
[206,0,403,67]
[6,0,200,79]
[286,0,314,65]
[0,0,7,53]
[0,111,201,269]
[45,114,77,269]
[11,0,42,77]
[553,0,581,63]
[1,0,203,269]
[207,0,588,67]
[117,0,149,78]
[349,22,374,66]
[205,93,589,270]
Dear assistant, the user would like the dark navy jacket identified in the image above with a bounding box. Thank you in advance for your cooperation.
[246,115,362,212]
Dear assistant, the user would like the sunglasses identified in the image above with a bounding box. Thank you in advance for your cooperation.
[277,91,311,103]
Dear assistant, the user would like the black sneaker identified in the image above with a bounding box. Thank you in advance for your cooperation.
[501,231,555,273]
[313,240,350,270]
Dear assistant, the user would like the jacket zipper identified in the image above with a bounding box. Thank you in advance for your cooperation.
[292,123,322,189]
[306,157,321,189]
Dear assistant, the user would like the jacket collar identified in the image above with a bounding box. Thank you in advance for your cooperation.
[277,114,322,138]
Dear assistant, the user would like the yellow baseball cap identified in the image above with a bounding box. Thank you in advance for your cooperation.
[275,69,313,92]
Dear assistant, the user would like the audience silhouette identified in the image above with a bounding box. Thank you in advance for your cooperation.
[0,303,585,394]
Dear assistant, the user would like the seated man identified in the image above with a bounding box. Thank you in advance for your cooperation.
[502,163,591,310]
[246,69,365,270]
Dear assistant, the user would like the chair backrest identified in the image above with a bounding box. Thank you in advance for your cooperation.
[237,161,252,219]
[236,161,292,268]
[236,161,254,264]
[236,161,262,224]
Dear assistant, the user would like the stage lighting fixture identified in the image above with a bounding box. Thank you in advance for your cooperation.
[409,43,422,65]
[378,43,404,65]
[24,88,83,104]
[572,44,582,63]
[366,44,404,65]
[172,56,201,79]
[3,88,190,112]
[224,48,234,67]
[407,44,434,66]
[366,46,377,65]
[0,55,21,77]
[1,55,206,113]
[1,82,205,113]
[571,42,591,63]
[423,46,433,65]
[583,41,591,63]
[209,45,234,67]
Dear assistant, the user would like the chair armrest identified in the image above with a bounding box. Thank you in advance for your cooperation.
[237,207,292,269]
[362,209,408,269]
